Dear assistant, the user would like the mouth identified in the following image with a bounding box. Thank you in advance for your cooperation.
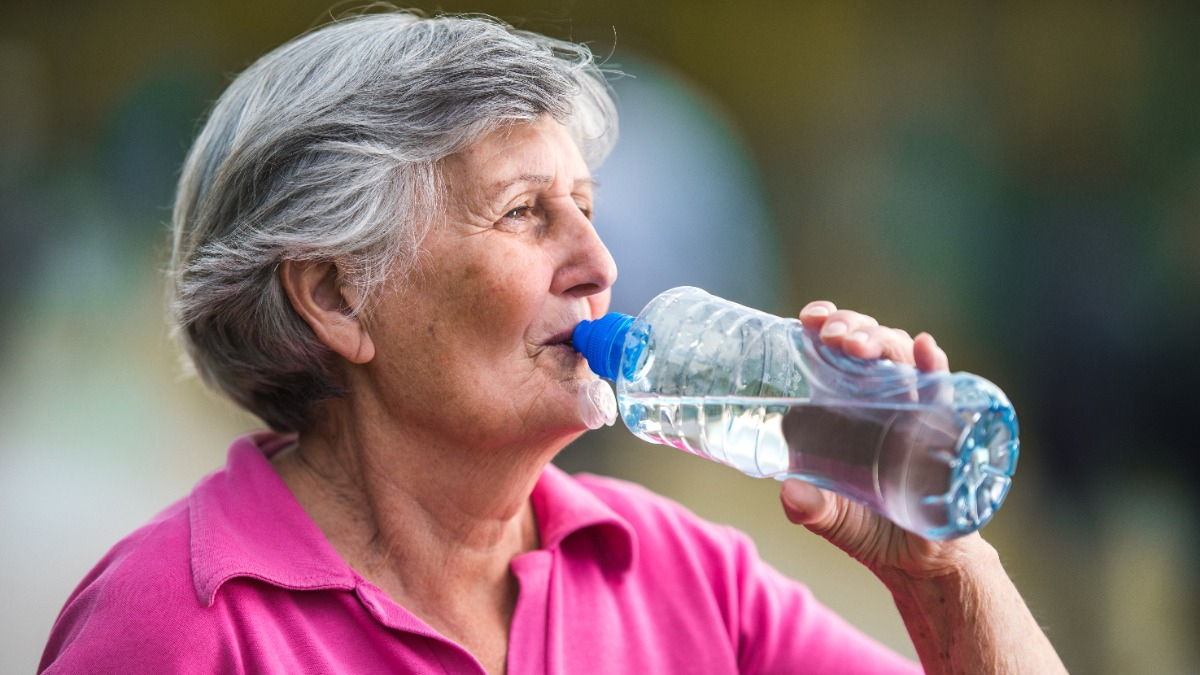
[546,327,577,350]
[536,325,590,370]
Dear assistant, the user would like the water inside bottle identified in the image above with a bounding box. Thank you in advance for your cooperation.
[618,393,1015,538]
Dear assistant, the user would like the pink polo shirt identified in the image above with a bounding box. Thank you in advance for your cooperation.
[40,432,920,674]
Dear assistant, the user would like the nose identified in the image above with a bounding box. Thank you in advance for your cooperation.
[551,208,618,300]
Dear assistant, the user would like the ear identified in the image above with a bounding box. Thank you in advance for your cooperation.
[279,260,375,365]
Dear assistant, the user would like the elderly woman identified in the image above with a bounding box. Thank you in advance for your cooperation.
[41,11,1065,674]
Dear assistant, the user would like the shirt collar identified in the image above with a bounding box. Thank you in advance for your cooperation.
[530,463,638,576]
[189,432,356,607]
[190,433,638,606]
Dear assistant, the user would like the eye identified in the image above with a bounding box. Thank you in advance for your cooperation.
[575,200,593,220]
[504,204,532,219]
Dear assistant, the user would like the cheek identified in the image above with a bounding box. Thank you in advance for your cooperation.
[457,259,546,331]
[454,262,516,309]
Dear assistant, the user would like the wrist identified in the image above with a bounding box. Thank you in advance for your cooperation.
[876,535,1069,675]
[874,534,1001,595]
[876,537,1002,674]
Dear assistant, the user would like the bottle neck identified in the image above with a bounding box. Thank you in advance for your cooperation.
[572,312,636,380]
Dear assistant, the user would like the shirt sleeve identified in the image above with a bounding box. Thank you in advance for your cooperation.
[38,528,236,674]
[726,527,923,675]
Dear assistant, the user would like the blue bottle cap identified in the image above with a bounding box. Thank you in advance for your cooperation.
[572,312,635,381]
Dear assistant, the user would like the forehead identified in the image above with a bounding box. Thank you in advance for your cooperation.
[446,118,591,189]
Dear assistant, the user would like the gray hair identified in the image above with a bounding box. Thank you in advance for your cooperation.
[169,10,618,432]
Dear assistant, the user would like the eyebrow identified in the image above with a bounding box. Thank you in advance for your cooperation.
[489,174,598,199]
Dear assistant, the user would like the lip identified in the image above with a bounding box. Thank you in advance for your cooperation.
[546,327,577,348]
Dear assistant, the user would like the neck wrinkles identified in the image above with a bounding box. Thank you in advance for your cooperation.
[271,402,549,595]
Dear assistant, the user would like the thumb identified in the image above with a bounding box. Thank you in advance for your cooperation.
[781,479,892,570]
[780,479,835,528]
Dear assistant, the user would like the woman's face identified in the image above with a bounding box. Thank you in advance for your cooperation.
[362,116,617,450]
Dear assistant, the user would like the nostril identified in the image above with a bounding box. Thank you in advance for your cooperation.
[566,282,604,298]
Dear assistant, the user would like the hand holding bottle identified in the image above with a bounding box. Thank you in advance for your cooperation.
[575,291,1061,672]
[780,301,983,578]
[782,301,1068,674]
[574,286,1019,540]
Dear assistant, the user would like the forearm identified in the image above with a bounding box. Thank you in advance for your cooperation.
[878,537,1067,675]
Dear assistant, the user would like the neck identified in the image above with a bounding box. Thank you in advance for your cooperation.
[274,406,556,589]
[273,400,566,675]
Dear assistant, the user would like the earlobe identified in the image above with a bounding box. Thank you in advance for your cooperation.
[279,260,375,364]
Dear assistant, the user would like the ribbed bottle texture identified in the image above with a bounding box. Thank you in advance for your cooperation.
[573,286,1019,540]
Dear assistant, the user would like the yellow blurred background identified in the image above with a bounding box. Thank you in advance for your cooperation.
[2,1,1198,673]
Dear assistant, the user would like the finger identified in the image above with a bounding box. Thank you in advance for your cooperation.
[799,301,837,329]
[843,325,916,363]
[913,332,949,372]
[818,310,879,351]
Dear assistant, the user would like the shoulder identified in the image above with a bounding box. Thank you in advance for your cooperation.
[39,498,233,673]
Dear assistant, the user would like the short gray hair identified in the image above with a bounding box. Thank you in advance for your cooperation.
[169,10,618,432]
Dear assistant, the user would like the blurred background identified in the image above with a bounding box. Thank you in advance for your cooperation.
[2,1,1198,672]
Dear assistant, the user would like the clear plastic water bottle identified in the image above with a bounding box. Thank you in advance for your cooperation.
[572,286,1018,540]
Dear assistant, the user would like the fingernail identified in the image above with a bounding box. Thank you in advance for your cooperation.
[845,331,869,344]
[805,305,831,317]
[822,321,847,337]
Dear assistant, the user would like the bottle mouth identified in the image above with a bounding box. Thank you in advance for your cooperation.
[572,313,636,381]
